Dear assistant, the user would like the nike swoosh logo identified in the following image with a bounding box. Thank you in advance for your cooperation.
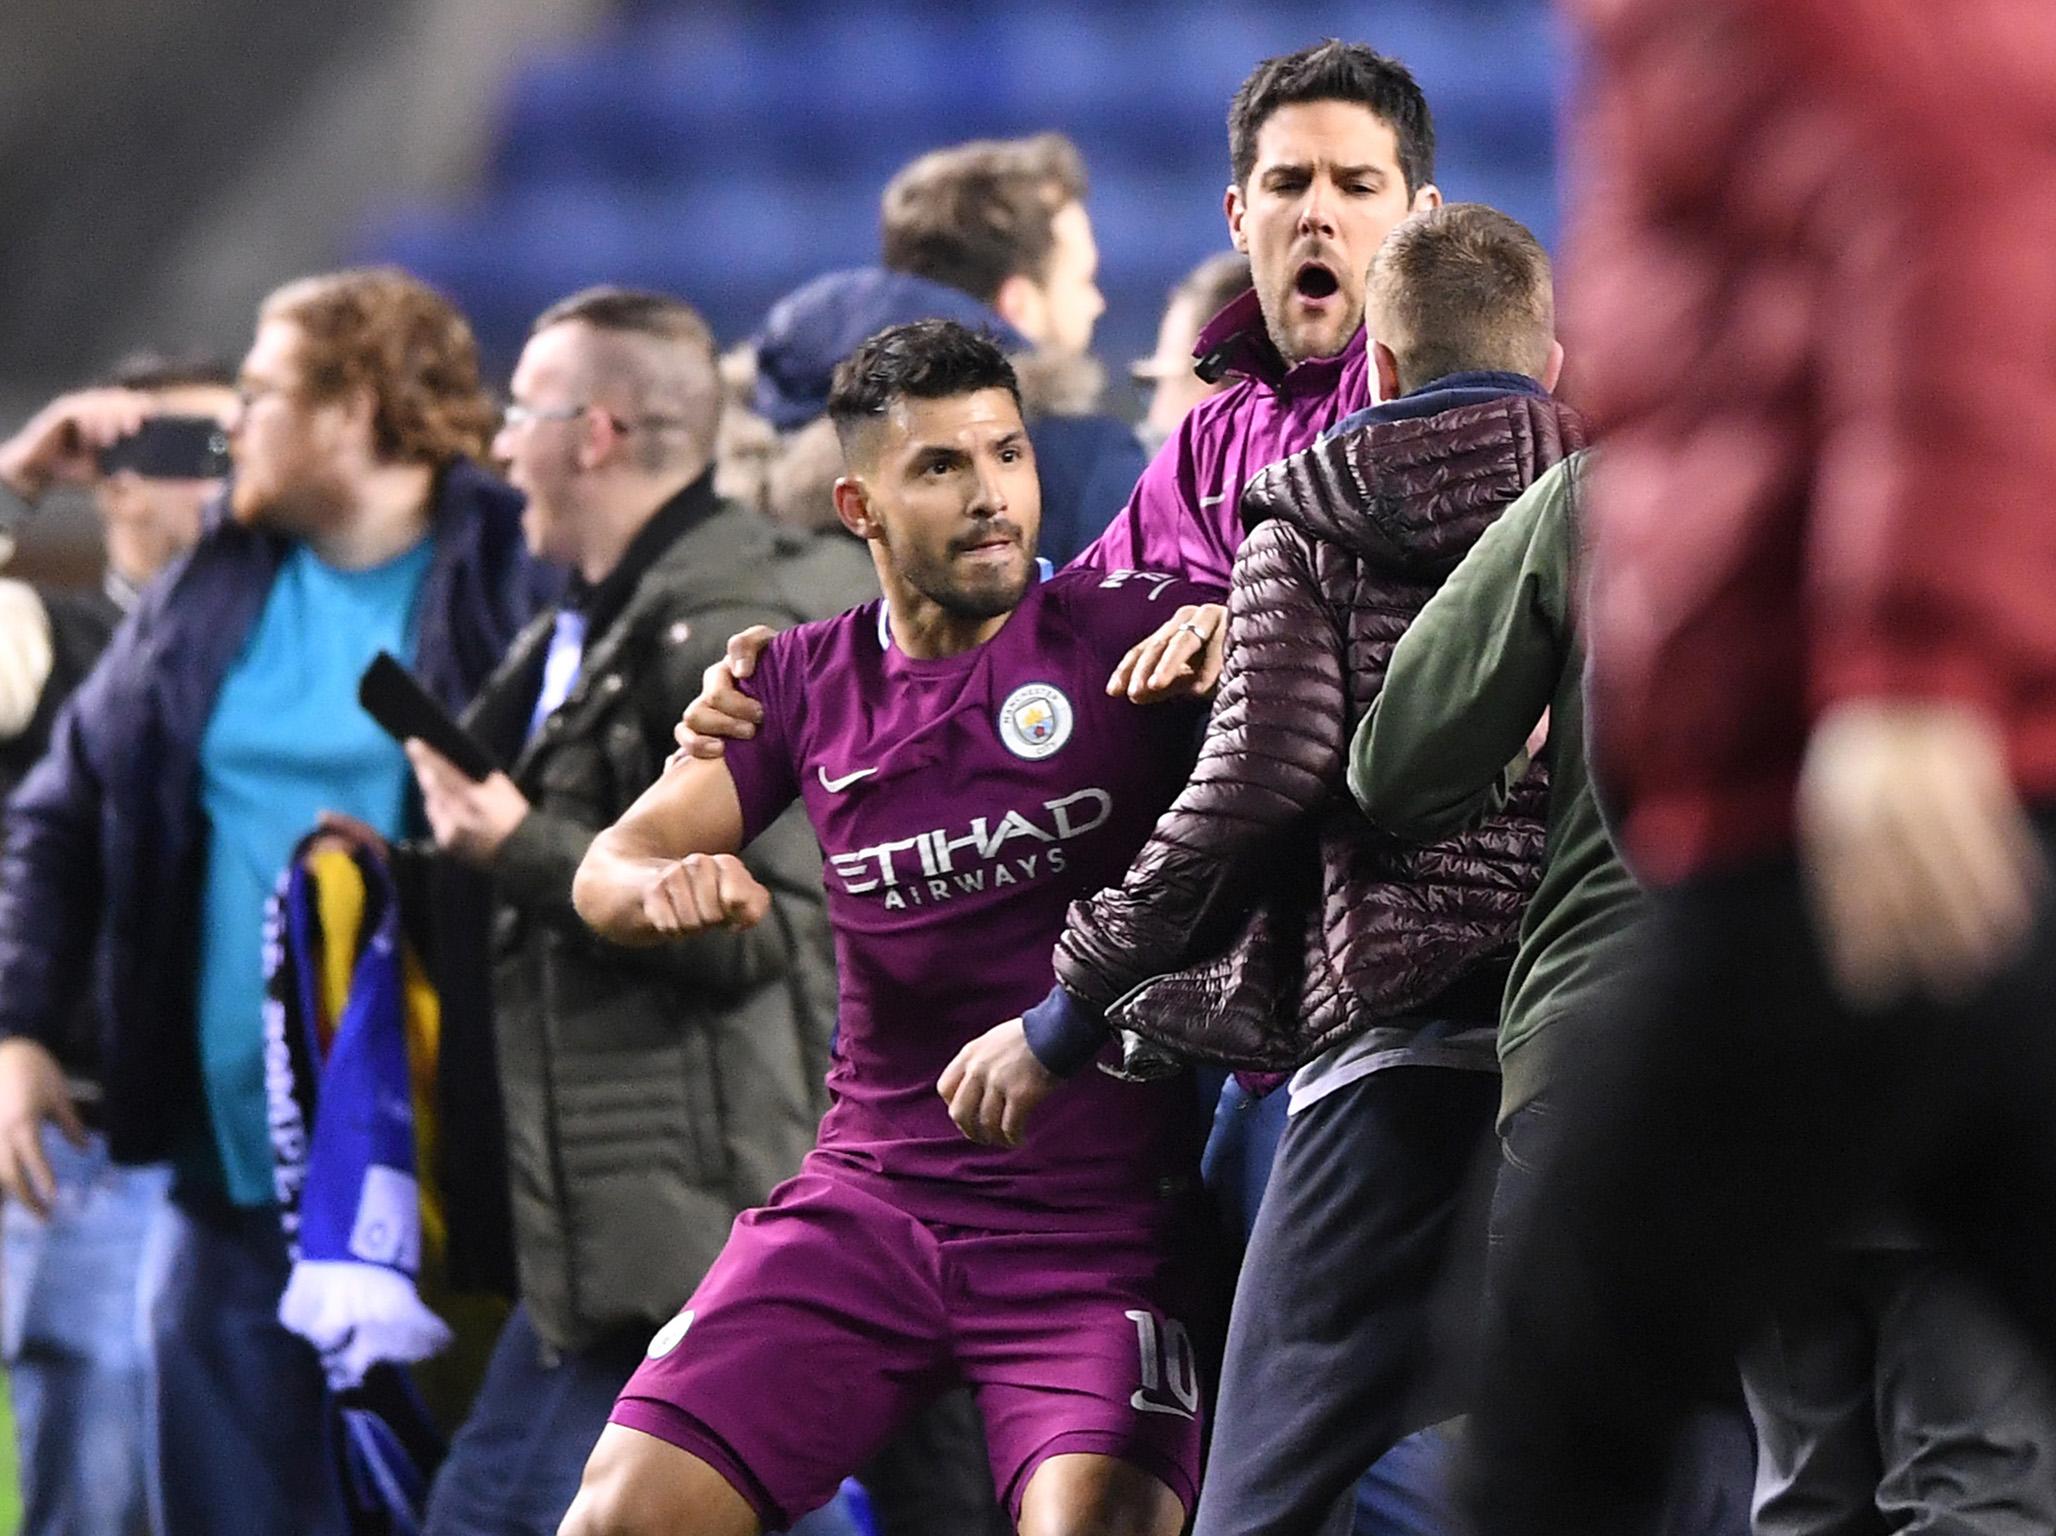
[817,766,878,793]
[1199,493,1227,507]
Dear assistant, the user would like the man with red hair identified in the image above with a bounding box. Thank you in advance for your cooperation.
[0,268,550,1534]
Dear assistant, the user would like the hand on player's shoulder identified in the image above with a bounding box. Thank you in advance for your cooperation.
[1106,598,1228,706]
[672,624,776,761]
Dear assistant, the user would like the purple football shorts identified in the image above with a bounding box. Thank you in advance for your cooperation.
[610,1171,1209,1528]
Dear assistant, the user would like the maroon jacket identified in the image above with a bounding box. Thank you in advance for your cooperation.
[1573,0,2056,883]
[1053,390,1586,1071]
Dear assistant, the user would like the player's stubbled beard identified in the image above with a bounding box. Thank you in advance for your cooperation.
[884,512,1036,623]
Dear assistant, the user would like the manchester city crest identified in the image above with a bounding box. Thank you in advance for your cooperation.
[998,682,1074,760]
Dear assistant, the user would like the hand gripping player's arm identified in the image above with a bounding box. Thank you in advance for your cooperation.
[573,756,770,944]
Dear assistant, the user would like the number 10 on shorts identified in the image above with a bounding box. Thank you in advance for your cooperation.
[1126,1309,1199,1419]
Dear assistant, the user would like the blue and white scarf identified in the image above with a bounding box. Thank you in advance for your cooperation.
[264,835,451,1390]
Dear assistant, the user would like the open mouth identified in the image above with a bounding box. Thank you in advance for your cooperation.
[1294,262,1341,301]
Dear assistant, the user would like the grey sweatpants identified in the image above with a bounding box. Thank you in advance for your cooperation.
[1742,1248,2056,1535]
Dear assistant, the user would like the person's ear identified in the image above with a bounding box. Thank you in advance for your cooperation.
[991,274,1045,347]
[832,476,878,540]
[1372,340,1405,405]
[575,407,619,473]
[1541,339,1565,394]
[1410,182,1443,214]
[1224,183,1249,252]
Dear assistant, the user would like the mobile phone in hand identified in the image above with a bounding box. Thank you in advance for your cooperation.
[95,416,231,480]
[359,652,499,782]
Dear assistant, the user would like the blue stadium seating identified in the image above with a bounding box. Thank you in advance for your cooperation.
[359,0,1563,391]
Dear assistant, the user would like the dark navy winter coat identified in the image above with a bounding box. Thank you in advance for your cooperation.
[0,459,551,1168]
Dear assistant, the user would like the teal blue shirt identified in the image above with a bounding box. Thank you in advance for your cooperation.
[192,537,436,1205]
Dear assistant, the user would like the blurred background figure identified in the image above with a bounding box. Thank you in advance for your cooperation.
[0,356,234,795]
[1454,2,2056,1532]
[0,268,547,1536]
[1130,252,1251,454]
[740,133,1145,567]
[881,132,1106,358]
[0,354,233,1536]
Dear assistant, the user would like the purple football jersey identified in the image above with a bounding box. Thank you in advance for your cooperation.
[724,568,1210,1230]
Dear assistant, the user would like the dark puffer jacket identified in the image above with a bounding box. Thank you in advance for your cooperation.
[1054,391,1586,1070]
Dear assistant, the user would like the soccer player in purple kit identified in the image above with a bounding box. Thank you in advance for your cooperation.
[559,321,1216,1536]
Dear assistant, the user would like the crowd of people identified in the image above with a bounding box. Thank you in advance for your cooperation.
[3,10,2055,1536]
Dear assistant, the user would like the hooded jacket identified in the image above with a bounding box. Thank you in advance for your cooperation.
[0,461,551,1170]
[1049,385,1585,1071]
[751,267,1145,566]
[1071,289,1373,591]
[1350,453,1647,1123]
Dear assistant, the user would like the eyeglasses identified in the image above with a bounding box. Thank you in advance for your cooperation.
[500,402,590,430]
[500,402,690,434]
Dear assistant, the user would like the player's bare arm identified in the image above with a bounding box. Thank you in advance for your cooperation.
[573,755,767,945]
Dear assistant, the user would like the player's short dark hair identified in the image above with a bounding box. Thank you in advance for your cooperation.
[1369,203,1554,394]
[101,351,236,392]
[827,321,1022,460]
[1229,41,1435,196]
[881,133,1089,304]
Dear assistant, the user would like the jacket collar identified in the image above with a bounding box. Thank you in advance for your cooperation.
[1247,391,1588,575]
[568,470,720,641]
[1325,371,1549,439]
[496,494,758,782]
[164,457,538,736]
[1192,289,1364,396]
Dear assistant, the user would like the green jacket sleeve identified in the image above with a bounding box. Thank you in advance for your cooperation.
[1348,455,1577,842]
[485,600,794,1005]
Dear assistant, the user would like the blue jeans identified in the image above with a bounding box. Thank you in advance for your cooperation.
[139,1195,350,1536]
[426,1304,866,1536]
[1,1129,168,1536]
[1354,1427,1461,1536]
[424,1305,638,1536]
